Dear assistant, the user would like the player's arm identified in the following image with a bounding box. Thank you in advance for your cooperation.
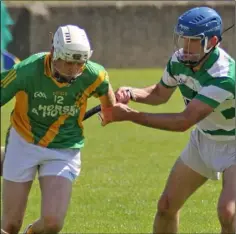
[125,78,234,132]
[126,82,176,105]
[126,99,213,132]
[94,70,116,107]
[99,83,116,107]
[0,68,21,107]
[116,64,177,105]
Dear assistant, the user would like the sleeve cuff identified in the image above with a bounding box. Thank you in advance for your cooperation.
[160,79,177,89]
[195,94,220,108]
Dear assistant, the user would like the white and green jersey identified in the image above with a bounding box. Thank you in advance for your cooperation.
[161,47,235,141]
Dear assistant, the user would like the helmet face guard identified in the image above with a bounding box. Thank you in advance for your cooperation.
[52,58,85,84]
[53,44,93,64]
[173,31,220,67]
[173,32,204,67]
[174,7,223,67]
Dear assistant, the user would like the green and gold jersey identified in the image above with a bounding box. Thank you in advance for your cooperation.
[1,52,110,148]
[161,47,235,141]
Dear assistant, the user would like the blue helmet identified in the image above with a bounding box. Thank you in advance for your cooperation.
[173,7,223,67]
[175,7,223,41]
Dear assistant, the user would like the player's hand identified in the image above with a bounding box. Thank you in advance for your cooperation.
[101,103,135,125]
[115,87,133,104]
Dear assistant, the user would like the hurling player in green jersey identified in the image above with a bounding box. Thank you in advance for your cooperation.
[103,7,236,233]
[1,25,116,234]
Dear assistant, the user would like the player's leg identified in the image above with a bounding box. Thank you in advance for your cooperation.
[31,176,73,234]
[218,164,236,233]
[153,129,218,233]
[1,128,38,234]
[1,180,33,234]
[26,148,81,234]
[153,158,208,233]
[198,136,236,233]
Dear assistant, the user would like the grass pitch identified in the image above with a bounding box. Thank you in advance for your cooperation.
[1,69,221,233]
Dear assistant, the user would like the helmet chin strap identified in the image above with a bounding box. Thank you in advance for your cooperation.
[203,37,215,53]
[185,46,215,69]
[187,37,218,68]
[50,61,83,85]
[54,71,77,85]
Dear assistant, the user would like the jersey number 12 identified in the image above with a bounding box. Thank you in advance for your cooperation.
[54,95,64,105]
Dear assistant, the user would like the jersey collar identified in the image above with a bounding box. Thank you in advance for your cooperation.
[200,47,220,71]
[44,53,69,88]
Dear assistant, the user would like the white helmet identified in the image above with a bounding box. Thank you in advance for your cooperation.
[52,25,93,63]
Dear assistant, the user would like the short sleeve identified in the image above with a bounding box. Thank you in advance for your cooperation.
[93,70,110,97]
[160,59,178,88]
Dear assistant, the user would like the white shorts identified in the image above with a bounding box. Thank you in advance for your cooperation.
[3,127,81,182]
[180,129,236,180]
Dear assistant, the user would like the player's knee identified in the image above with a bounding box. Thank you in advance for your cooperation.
[157,193,179,217]
[43,216,64,233]
[218,202,235,225]
[2,219,22,234]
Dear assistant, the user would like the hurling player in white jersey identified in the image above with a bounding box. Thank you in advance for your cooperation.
[103,7,236,233]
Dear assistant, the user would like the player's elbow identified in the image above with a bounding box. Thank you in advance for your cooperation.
[177,122,191,132]
[99,95,116,107]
